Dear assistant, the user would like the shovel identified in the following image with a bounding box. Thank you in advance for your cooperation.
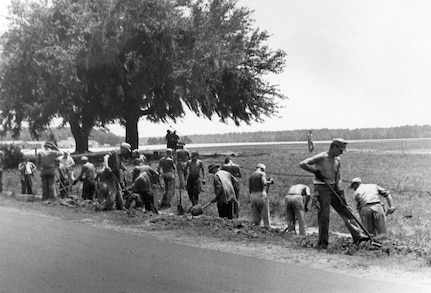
[191,201,213,216]
[177,188,184,215]
[323,180,382,247]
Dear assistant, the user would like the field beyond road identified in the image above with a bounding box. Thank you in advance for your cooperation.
[2,138,431,289]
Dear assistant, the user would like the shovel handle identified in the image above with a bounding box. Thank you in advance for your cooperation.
[202,201,213,209]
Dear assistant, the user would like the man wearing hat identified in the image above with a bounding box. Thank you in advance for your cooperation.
[350,178,395,236]
[103,142,132,209]
[157,148,176,209]
[300,138,369,248]
[38,141,63,201]
[221,155,242,218]
[248,163,274,227]
[73,156,96,201]
[208,164,239,219]
[185,151,205,206]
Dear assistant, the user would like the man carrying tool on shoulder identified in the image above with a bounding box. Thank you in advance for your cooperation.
[299,138,369,249]
[248,163,274,228]
[350,177,395,237]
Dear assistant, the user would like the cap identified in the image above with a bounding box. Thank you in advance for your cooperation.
[166,148,173,153]
[208,164,220,173]
[191,151,199,157]
[349,177,362,188]
[120,142,131,150]
[81,156,88,162]
[331,138,347,151]
[256,163,266,171]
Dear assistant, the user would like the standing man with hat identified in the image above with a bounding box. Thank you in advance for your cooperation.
[103,142,132,209]
[248,163,274,227]
[350,177,395,236]
[208,164,239,219]
[300,138,369,249]
[38,141,63,201]
[73,156,96,201]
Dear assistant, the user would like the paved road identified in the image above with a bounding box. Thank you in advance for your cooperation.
[0,206,427,293]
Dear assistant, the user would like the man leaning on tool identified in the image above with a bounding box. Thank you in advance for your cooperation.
[350,177,395,237]
[249,163,274,228]
[103,142,132,210]
[299,138,369,249]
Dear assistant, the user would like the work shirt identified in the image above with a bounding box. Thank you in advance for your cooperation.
[353,183,391,210]
[76,162,96,181]
[213,170,238,205]
[60,156,75,169]
[133,172,152,194]
[18,162,36,180]
[38,149,62,175]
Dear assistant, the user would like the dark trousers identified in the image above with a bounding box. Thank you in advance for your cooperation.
[187,175,201,206]
[21,175,34,194]
[217,202,234,219]
[82,178,96,201]
[316,184,366,246]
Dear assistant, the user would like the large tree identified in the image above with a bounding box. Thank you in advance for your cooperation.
[0,0,286,152]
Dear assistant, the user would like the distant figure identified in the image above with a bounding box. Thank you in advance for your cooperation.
[185,151,205,206]
[38,141,63,201]
[350,178,396,236]
[60,152,75,194]
[248,163,274,227]
[285,184,311,235]
[307,130,314,153]
[175,144,191,191]
[157,148,176,209]
[73,156,96,201]
[132,149,148,166]
[221,155,242,218]
[208,164,239,220]
[166,130,180,150]
[18,158,37,194]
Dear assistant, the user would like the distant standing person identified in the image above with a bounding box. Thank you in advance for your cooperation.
[60,152,75,194]
[350,177,396,236]
[248,163,274,227]
[175,144,191,192]
[221,155,242,218]
[73,156,96,201]
[38,141,63,201]
[285,184,311,235]
[299,138,369,249]
[307,130,314,153]
[157,148,176,209]
[208,164,239,219]
[18,158,37,194]
[103,142,132,210]
[185,151,205,206]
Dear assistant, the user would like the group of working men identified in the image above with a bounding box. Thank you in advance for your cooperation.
[29,137,397,249]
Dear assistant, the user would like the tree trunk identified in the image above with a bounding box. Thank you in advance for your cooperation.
[125,115,139,150]
[69,119,90,154]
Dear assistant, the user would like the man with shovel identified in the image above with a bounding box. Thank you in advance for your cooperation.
[299,138,370,249]
[249,163,274,227]
[208,164,239,219]
[350,177,395,237]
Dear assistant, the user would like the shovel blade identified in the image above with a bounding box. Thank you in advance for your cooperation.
[191,204,203,216]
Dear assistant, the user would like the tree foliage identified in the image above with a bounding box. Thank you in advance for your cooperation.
[0,0,286,153]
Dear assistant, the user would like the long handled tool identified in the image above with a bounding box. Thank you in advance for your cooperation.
[323,180,382,247]
[191,201,213,216]
[177,187,184,215]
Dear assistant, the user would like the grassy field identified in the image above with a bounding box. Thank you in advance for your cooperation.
[3,138,431,250]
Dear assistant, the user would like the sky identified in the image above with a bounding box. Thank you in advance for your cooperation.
[1,0,430,138]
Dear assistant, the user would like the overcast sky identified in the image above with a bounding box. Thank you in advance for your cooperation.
[1,1,430,138]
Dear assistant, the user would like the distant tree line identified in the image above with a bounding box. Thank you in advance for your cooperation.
[142,125,431,144]
[0,128,123,146]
